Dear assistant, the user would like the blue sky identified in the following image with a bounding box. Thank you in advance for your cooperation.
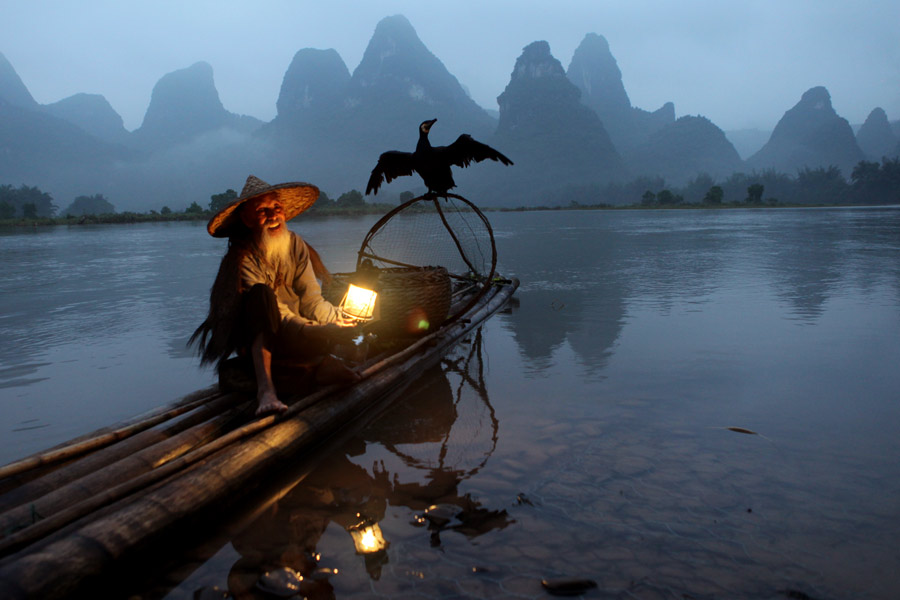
[3,0,897,131]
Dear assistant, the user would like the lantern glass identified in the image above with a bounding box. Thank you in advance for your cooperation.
[349,522,387,554]
[341,284,377,321]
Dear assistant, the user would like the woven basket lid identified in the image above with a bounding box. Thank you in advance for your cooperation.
[206,175,319,237]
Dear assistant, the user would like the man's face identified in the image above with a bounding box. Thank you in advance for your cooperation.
[241,193,286,237]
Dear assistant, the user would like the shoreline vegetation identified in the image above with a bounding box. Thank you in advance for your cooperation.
[2,157,898,228]
[3,199,899,230]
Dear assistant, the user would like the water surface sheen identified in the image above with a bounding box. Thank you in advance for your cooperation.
[1,207,898,599]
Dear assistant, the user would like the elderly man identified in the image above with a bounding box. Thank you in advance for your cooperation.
[191,175,358,415]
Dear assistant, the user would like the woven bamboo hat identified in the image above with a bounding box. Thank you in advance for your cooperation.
[206,175,319,237]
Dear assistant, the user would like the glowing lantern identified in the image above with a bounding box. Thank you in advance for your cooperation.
[348,516,388,554]
[340,284,377,322]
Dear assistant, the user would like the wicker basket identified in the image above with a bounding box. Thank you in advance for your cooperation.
[325,266,451,337]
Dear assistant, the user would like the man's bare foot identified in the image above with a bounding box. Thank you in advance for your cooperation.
[316,354,361,385]
[256,390,288,416]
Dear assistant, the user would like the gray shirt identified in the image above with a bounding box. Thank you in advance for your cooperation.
[239,231,340,329]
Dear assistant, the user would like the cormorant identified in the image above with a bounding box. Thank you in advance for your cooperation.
[365,118,513,196]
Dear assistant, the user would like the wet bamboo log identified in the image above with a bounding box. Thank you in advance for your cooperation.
[0,285,506,555]
[0,370,364,559]
[0,280,517,600]
[0,386,222,497]
[0,399,252,538]
[0,387,222,482]
[0,391,246,513]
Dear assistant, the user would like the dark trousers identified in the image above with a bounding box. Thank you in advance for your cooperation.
[222,283,331,395]
[237,283,328,360]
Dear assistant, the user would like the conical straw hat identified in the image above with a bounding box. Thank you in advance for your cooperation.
[206,175,319,237]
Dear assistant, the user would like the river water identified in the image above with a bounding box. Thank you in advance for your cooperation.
[1,207,899,599]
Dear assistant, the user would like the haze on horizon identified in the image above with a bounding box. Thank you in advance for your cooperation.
[2,0,898,133]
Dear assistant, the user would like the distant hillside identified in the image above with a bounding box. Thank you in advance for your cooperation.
[566,33,673,153]
[748,87,864,176]
[43,93,131,145]
[0,97,122,200]
[565,33,635,152]
[482,41,623,205]
[131,61,263,152]
[0,19,892,211]
[626,116,743,185]
[856,108,899,160]
[262,14,497,197]
[0,51,37,109]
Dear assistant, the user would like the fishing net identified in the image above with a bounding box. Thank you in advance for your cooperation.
[357,193,496,280]
[355,193,497,320]
[322,193,497,335]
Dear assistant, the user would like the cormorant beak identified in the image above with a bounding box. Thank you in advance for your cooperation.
[422,118,437,132]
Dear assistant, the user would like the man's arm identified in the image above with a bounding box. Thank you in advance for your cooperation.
[292,236,343,324]
[239,248,316,329]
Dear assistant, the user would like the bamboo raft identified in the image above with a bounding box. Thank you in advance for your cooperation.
[0,277,518,600]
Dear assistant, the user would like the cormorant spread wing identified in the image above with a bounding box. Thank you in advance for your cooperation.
[366,151,416,195]
[366,119,513,196]
[437,134,513,170]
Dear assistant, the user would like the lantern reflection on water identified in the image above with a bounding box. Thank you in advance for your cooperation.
[348,515,388,554]
[340,284,377,322]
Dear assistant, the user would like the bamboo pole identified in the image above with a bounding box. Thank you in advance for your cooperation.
[0,281,517,600]
[0,399,251,539]
[0,389,221,482]
[0,300,468,542]
[0,285,503,555]
[0,392,244,513]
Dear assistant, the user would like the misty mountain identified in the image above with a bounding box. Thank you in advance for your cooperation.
[0,51,38,109]
[565,33,635,151]
[626,115,743,185]
[274,48,351,131]
[0,19,890,211]
[631,102,676,144]
[0,96,122,197]
[131,61,263,152]
[81,61,272,211]
[565,33,673,153]
[483,40,623,205]
[748,86,865,176]
[856,108,899,160]
[105,62,269,211]
[0,53,134,206]
[345,14,494,143]
[263,14,497,196]
[43,93,131,145]
[564,34,735,188]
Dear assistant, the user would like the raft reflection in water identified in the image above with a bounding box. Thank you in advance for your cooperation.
[225,330,512,598]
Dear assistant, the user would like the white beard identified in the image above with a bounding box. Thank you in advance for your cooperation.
[259,226,292,264]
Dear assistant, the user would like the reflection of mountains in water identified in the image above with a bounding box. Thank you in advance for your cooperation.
[762,214,852,322]
[502,287,625,377]
[495,209,900,376]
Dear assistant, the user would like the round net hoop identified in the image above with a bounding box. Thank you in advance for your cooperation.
[355,193,497,325]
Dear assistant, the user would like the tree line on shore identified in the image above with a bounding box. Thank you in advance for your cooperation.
[2,158,898,224]
[0,185,401,225]
[547,158,900,208]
